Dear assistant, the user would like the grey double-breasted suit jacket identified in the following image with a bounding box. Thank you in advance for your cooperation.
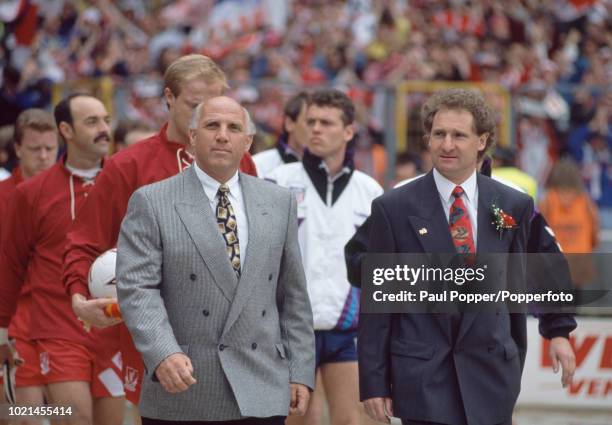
[116,166,315,421]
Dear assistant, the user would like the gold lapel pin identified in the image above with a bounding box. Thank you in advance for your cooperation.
[419,228,428,235]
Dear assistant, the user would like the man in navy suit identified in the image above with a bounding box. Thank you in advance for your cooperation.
[358,89,576,425]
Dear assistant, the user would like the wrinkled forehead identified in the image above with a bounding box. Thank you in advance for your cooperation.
[201,97,245,124]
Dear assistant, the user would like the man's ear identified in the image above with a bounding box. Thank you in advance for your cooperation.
[343,123,355,143]
[58,122,73,143]
[188,129,196,147]
[164,87,175,110]
[284,116,296,134]
[244,135,253,152]
[478,133,489,152]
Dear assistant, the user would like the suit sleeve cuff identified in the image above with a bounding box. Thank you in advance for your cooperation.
[144,341,183,380]
[289,371,315,391]
[544,328,571,340]
[67,281,90,298]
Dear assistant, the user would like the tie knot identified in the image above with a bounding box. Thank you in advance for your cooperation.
[452,186,464,198]
[218,184,230,196]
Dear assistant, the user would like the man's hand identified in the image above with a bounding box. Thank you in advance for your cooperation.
[289,383,310,416]
[549,336,576,388]
[155,353,197,394]
[71,294,122,329]
[364,397,393,423]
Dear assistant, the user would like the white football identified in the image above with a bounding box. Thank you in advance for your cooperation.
[88,248,117,299]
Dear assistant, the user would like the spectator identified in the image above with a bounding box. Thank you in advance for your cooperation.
[391,151,421,187]
[539,157,600,286]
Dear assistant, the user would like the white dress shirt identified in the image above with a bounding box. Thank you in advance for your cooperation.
[193,163,249,268]
[433,168,479,249]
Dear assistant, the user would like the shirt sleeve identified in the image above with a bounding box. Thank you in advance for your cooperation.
[0,188,34,326]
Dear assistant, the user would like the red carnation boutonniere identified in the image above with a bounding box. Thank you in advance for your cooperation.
[491,201,517,238]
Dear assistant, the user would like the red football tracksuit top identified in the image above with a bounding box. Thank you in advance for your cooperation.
[63,123,258,297]
[0,159,99,347]
[0,167,31,340]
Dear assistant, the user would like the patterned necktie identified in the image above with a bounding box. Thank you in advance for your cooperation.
[449,186,476,254]
[216,184,241,276]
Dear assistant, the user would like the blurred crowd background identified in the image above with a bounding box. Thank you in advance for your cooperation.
[0,0,610,228]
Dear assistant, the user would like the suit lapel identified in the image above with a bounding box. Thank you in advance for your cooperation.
[222,174,269,335]
[476,174,508,254]
[406,172,456,254]
[174,168,238,302]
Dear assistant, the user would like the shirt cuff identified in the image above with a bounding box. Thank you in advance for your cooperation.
[0,327,8,345]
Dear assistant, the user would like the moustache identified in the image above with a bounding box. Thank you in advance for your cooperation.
[94,133,111,143]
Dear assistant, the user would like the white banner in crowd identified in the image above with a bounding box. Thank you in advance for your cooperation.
[518,317,612,409]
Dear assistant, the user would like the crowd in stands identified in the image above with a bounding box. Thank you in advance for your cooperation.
[0,0,610,210]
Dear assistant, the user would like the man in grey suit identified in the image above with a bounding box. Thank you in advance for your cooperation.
[116,96,315,425]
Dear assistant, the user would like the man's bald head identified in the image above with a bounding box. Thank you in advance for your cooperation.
[190,96,256,136]
[188,96,254,183]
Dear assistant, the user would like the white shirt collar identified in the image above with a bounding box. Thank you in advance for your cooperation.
[193,162,240,201]
[432,168,477,204]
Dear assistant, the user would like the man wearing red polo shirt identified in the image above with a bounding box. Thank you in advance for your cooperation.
[0,94,124,425]
[0,109,58,423]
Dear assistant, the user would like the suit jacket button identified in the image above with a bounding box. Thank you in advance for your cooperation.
[251,343,257,350]
[262,310,266,317]
[219,344,226,351]
[202,310,209,317]
[190,274,197,281]
[268,274,273,281]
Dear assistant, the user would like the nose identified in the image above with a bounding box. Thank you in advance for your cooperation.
[441,134,454,151]
[98,119,110,134]
[215,125,229,143]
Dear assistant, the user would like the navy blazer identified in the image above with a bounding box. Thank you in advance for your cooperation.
[359,171,545,425]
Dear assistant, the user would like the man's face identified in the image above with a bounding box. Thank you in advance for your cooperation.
[306,105,353,159]
[166,78,225,143]
[428,108,486,184]
[189,97,252,182]
[285,103,310,151]
[15,128,59,178]
[64,96,111,161]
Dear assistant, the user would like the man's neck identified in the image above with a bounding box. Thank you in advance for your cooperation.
[441,168,477,186]
[65,149,102,170]
[21,169,35,179]
[166,121,188,145]
[195,160,235,184]
[322,149,346,178]
[286,137,303,159]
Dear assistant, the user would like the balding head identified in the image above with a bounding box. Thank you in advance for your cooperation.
[190,96,256,136]
[188,96,253,183]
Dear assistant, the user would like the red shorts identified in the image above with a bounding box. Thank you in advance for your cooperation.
[119,324,143,405]
[36,336,124,399]
[13,337,46,387]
